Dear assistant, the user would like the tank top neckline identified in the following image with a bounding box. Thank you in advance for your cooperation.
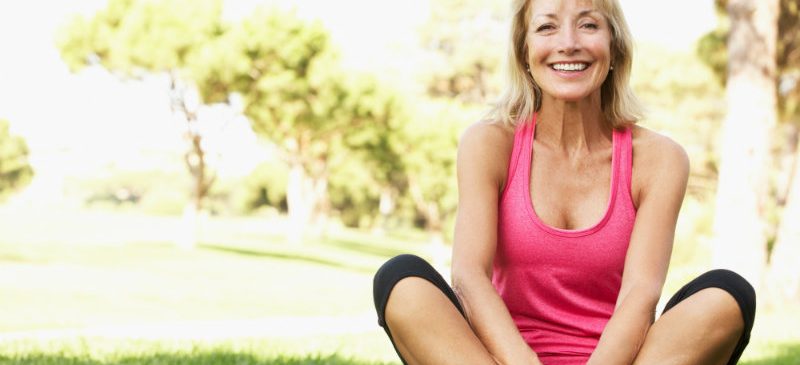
[521,115,623,238]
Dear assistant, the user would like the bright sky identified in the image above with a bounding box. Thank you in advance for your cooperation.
[0,0,717,205]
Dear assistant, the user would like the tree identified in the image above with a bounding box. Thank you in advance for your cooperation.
[57,0,226,247]
[0,119,33,200]
[419,0,505,104]
[709,0,779,290]
[334,92,407,232]
[765,0,800,306]
[396,101,465,243]
[698,0,799,119]
[190,8,398,242]
[699,0,800,301]
[769,140,800,304]
[384,99,475,269]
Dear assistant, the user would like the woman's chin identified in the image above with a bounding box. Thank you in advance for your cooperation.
[540,85,603,104]
[546,92,595,104]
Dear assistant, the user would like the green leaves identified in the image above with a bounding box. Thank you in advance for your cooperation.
[0,119,33,200]
[55,0,477,236]
[419,0,505,103]
[58,0,224,76]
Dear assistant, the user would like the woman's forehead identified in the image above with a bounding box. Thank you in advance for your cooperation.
[530,0,597,15]
[528,0,609,26]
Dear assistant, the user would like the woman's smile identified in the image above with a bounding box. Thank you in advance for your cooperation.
[548,61,593,79]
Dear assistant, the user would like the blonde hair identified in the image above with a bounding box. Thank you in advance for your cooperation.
[488,0,643,129]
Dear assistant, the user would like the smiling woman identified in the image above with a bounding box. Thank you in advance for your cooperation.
[371,1,756,365]
[529,5,611,94]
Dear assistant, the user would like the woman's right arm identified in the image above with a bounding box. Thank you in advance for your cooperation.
[452,122,542,365]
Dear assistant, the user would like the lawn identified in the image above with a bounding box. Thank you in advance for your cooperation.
[0,209,797,364]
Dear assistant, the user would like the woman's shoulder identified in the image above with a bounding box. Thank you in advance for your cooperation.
[629,125,689,167]
[460,119,515,149]
[458,120,516,188]
[629,124,690,200]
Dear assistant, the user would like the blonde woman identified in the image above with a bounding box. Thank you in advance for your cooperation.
[373,0,755,364]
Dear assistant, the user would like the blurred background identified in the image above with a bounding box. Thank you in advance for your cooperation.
[0,0,797,364]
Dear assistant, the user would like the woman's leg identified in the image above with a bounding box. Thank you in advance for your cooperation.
[373,254,497,365]
[632,269,757,365]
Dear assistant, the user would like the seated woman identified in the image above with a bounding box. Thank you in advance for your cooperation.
[372,0,755,364]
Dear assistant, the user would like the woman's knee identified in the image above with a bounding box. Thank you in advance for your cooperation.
[696,269,756,329]
[385,277,444,322]
[373,254,440,327]
[664,268,757,349]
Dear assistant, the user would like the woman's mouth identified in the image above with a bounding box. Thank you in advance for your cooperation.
[549,62,591,72]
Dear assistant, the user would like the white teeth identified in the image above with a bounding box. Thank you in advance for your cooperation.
[552,63,588,71]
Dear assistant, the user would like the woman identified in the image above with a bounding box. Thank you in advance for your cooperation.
[373,0,755,364]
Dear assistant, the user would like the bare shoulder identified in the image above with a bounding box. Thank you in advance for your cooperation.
[630,125,690,203]
[458,120,516,189]
[631,125,689,170]
[459,120,515,152]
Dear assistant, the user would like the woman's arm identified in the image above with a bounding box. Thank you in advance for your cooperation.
[587,130,690,365]
[452,122,542,365]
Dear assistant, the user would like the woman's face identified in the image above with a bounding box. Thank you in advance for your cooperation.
[526,0,612,103]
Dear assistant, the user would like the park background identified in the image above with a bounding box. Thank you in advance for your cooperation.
[0,0,798,364]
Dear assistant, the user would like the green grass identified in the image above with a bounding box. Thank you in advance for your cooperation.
[0,334,401,365]
[0,212,432,331]
[0,331,797,365]
[741,342,800,365]
[0,242,371,330]
[0,354,373,365]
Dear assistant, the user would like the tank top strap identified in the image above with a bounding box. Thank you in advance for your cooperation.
[504,119,535,195]
[613,126,634,206]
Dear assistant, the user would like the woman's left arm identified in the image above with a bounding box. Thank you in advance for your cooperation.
[586,132,690,365]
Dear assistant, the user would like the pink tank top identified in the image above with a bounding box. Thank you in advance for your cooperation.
[493,115,636,365]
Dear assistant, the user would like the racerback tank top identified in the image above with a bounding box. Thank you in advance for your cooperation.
[493,115,636,365]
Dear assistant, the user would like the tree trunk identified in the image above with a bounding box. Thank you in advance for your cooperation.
[170,72,214,249]
[372,186,396,236]
[766,142,800,305]
[711,0,779,290]
[285,160,328,244]
[408,176,449,274]
[428,230,449,280]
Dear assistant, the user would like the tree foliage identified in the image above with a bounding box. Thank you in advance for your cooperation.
[419,0,505,104]
[190,8,400,238]
[394,100,467,239]
[54,0,499,243]
[58,0,224,75]
[632,44,726,197]
[0,119,33,200]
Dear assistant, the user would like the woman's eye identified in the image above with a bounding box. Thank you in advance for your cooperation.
[581,23,599,30]
[536,24,555,32]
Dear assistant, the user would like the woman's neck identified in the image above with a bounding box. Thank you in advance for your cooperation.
[535,94,610,157]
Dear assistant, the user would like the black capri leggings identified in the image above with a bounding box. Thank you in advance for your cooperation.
[373,254,756,365]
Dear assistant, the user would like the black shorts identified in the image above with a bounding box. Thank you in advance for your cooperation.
[373,254,756,365]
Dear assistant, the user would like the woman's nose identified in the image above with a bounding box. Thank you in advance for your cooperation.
[556,28,580,54]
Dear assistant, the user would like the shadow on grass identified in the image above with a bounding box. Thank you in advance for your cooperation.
[199,243,375,274]
[323,238,413,259]
[0,353,395,365]
[741,342,800,365]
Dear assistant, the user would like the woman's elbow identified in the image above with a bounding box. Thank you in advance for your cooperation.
[451,262,492,287]
[619,282,662,313]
